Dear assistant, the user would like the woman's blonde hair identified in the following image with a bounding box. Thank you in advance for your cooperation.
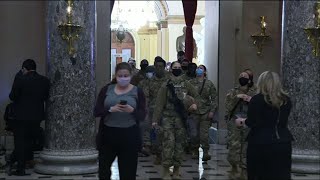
[257,71,288,108]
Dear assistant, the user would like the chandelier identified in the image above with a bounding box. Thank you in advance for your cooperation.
[111,0,158,33]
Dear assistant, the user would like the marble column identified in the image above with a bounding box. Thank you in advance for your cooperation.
[282,1,320,174]
[35,0,98,175]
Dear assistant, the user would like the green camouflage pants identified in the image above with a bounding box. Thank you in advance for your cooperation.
[227,122,249,169]
[161,116,187,167]
[142,108,153,147]
[188,113,211,152]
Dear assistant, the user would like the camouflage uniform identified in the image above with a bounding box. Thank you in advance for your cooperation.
[152,76,200,168]
[188,78,217,157]
[225,86,256,179]
[179,74,195,153]
[131,70,145,86]
[138,75,168,151]
[181,73,194,81]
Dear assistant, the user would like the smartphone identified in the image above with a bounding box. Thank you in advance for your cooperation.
[120,100,127,105]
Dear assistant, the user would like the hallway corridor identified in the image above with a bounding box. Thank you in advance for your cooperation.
[0,144,319,180]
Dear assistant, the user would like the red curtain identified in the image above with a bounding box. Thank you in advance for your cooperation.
[182,0,197,62]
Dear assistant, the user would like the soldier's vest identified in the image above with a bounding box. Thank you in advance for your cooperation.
[164,80,189,116]
[172,81,187,100]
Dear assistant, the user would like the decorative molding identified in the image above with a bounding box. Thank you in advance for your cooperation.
[154,0,168,20]
[161,20,168,28]
[166,15,204,25]
[137,27,158,35]
[159,0,169,18]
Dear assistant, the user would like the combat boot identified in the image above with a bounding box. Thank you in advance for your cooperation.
[172,166,181,180]
[228,165,239,180]
[202,151,211,161]
[162,166,171,180]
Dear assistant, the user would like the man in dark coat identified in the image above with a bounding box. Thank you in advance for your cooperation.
[8,59,50,175]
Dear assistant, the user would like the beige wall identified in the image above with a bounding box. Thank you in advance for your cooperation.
[0,1,46,134]
[137,30,158,65]
[217,1,281,143]
[236,1,281,82]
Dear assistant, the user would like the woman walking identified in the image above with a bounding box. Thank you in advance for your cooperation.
[94,62,146,180]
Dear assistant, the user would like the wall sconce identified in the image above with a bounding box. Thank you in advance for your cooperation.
[250,16,271,56]
[58,0,82,56]
[304,2,320,57]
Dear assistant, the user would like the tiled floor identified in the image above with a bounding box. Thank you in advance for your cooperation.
[0,144,319,180]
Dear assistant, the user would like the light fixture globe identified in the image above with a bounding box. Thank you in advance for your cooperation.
[116,25,126,43]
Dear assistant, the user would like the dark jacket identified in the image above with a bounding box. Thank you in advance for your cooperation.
[9,71,50,122]
[245,93,294,144]
[94,83,146,150]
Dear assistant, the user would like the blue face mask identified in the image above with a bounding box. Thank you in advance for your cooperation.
[196,68,204,76]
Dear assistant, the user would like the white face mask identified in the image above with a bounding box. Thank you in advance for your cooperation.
[146,72,154,79]
[116,76,131,87]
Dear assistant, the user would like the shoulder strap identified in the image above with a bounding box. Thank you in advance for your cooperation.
[228,99,241,121]
[199,79,206,95]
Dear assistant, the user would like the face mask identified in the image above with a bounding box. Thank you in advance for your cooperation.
[146,72,153,79]
[239,77,249,86]
[196,68,204,76]
[117,77,131,87]
[181,66,188,71]
[140,64,148,70]
[172,69,182,76]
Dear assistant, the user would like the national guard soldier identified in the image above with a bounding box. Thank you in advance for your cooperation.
[225,70,256,180]
[139,59,168,164]
[137,65,155,156]
[181,62,197,81]
[188,65,218,161]
[131,59,149,86]
[152,61,200,180]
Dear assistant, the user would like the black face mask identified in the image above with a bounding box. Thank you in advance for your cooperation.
[239,77,249,86]
[140,64,148,70]
[187,69,196,77]
[181,66,188,71]
[172,69,182,76]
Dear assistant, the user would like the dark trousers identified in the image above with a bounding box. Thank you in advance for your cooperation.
[12,121,40,170]
[98,124,140,180]
[247,142,292,180]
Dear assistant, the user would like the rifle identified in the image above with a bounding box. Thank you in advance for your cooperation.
[166,80,188,129]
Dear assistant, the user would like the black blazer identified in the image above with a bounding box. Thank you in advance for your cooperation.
[245,93,294,144]
[9,71,50,122]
